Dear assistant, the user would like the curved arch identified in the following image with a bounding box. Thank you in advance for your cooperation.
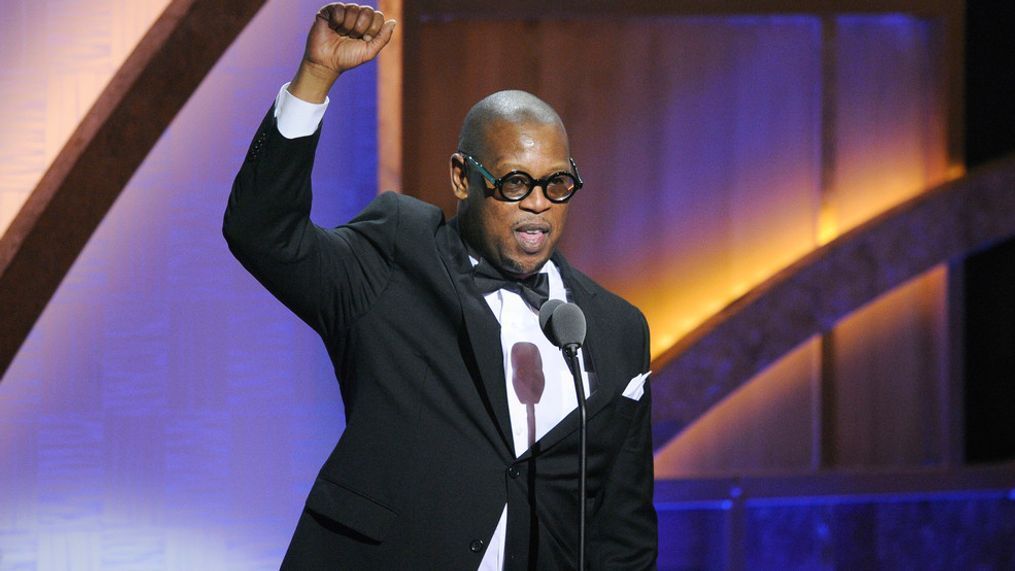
[0,0,267,378]
[650,154,1015,443]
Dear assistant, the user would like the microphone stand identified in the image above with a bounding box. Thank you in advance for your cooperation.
[563,343,586,571]
[540,300,588,570]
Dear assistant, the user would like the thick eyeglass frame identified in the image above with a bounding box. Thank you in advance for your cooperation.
[460,152,584,203]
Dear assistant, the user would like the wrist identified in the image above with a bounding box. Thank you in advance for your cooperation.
[288,60,339,104]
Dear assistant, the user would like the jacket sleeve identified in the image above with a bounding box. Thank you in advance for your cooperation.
[595,312,658,569]
[223,105,398,340]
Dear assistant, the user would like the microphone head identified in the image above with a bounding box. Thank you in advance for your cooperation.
[539,299,565,345]
[550,302,586,349]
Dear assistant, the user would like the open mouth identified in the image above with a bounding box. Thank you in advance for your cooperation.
[513,222,550,254]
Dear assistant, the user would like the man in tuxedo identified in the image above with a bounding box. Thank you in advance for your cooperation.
[224,3,657,569]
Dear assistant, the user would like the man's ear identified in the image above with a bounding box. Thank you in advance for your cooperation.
[450,153,470,201]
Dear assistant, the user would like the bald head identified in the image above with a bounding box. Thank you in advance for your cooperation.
[458,90,568,159]
[449,90,575,279]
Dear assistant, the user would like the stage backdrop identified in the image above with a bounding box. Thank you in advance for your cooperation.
[3,1,1003,570]
[0,0,378,567]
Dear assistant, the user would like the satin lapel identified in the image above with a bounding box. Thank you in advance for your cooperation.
[517,253,625,461]
[435,219,514,452]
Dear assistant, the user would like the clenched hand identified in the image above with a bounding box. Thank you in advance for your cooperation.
[290,3,397,102]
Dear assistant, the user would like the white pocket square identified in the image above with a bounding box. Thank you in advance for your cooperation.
[622,371,651,401]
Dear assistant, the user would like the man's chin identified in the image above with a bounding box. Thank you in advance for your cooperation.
[500,253,550,279]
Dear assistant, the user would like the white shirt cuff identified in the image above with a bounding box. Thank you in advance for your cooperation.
[273,82,329,139]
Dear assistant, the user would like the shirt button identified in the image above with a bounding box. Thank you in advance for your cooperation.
[507,465,520,479]
[470,539,485,553]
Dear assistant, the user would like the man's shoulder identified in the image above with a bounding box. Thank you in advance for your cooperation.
[358,191,444,223]
[338,191,450,266]
[348,191,446,238]
[381,191,444,217]
[559,261,650,368]
[560,260,645,323]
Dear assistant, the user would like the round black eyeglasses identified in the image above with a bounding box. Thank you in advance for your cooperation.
[460,153,583,203]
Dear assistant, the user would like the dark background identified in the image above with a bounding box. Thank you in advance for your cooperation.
[964,0,1015,463]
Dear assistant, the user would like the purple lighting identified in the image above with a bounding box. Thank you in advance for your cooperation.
[0,0,379,566]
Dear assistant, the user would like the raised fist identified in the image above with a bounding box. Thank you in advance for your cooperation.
[290,3,397,102]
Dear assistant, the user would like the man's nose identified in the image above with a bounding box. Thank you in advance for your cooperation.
[519,184,551,213]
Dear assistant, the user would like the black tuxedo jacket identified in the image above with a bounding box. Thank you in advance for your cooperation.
[224,108,657,570]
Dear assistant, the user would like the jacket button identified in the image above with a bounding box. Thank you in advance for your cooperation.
[470,539,484,553]
[507,465,520,479]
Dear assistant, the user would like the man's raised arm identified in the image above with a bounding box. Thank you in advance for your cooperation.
[222,4,397,337]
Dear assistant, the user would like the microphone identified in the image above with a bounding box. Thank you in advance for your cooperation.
[551,303,586,354]
[539,299,564,345]
[539,300,586,355]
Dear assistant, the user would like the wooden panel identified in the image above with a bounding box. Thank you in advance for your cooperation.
[414,0,958,18]
[824,267,948,467]
[378,0,404,193]
[825,16,950,238]
[817,16,952,468]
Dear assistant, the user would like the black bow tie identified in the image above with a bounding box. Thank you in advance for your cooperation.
[473,259,550,311]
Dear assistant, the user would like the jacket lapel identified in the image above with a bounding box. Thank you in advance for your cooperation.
[516,252,626,460]
[435,218,514,453]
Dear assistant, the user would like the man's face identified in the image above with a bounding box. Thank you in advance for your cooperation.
[452,120,572,279]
